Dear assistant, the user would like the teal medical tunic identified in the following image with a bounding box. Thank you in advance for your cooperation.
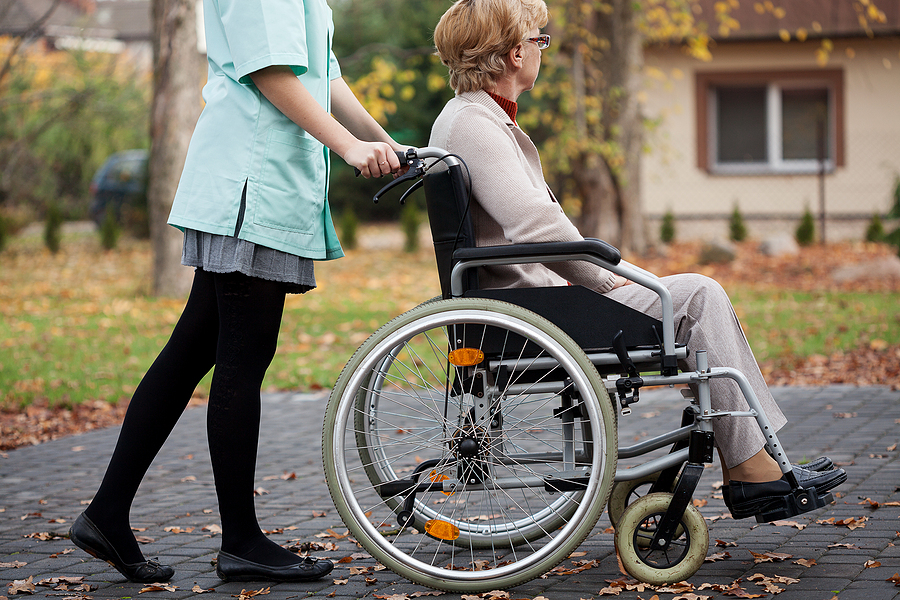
[168,0,344,260]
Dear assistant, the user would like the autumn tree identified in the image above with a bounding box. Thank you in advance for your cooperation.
[0,1,148,224]
[148,0,203,297]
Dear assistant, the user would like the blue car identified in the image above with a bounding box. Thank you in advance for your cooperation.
[89,149,149,225]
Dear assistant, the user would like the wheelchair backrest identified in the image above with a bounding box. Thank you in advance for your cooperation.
[424,167,478,299]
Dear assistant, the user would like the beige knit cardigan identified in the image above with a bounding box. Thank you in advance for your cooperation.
[428,90,617,294]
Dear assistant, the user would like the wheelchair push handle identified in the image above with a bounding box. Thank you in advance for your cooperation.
[353,150,412,178]
[368,146,462,204]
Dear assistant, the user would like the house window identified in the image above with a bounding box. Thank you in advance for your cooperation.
[696,70,844,174]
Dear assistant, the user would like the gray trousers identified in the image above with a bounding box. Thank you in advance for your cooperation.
[606,273,787,468]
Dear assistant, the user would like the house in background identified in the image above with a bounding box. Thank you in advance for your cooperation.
[0,0,154,70]
[641,0,900,242]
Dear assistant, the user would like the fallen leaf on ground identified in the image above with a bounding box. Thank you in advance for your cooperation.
[795,558,816,567]
[8,576,36,595]
[887,573,900,586]
[864,560,882,568]
[770,519,806,529]
[139,583,177,593]
[656,582,694,594]
[192,585,214,593]
[0,560,27,567]
[315,528,350,539]
[232,588,270,599]
[705,551,730,562]
[374,594,408,600]
[35,577,84,586]
[749,550,792,563]
[597,585,622,596]
[715,539,738,547]
[163,526,193,534]
[23,531,65,540]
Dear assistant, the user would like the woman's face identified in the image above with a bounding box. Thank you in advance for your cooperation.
[519,27,543,93]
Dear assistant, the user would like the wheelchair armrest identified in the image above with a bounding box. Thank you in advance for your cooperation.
[452,238,621,266]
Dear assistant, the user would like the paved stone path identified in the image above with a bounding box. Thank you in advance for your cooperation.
[2,386,899,600]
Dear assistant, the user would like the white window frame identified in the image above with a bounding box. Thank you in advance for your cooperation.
[699,71,842,176]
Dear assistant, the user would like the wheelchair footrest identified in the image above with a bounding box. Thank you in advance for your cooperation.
[754,486,834,523]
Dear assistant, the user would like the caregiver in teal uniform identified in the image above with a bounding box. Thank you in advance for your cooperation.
[70,0,405,585]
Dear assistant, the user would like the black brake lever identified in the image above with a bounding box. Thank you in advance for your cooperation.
[373,157,426,203]
[397,178,425,205]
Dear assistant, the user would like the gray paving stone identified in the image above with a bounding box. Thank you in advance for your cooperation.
[2,386,899,600]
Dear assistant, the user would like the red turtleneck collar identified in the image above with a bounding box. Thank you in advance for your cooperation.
[487,91,518,125]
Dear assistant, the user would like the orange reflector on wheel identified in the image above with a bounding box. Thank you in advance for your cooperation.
[425,519,460,541]
[448,348,484,366]
[429,470,453,496]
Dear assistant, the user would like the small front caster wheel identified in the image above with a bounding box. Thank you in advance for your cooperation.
[607,472,677,528]
[614,492,708,585]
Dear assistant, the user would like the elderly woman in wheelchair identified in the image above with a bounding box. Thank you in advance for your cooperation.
[319,0,845,591]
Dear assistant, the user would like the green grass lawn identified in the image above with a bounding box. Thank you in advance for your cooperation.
[1,227,897,410]
[732,288,900,364]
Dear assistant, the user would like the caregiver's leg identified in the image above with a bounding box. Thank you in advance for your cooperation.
[207,271,304,567]
[606,273,786,477]
[84,269,219,564]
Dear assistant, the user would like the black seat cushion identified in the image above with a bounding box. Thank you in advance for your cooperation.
[464,285,663,354]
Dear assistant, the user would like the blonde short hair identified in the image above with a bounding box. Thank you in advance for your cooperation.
[434,0,549,94]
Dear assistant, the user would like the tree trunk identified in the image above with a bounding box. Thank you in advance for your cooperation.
[596,0,646,255]
[148,0,203,297]
[570,43,620,246]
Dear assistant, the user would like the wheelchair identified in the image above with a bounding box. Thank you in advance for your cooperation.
[321,147,835,592]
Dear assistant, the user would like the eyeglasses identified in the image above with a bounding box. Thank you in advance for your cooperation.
[524,34,550,50]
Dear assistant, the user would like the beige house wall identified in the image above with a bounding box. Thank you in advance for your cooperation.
[641,37,900,241]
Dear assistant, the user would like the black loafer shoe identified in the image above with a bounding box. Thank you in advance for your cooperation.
[798,456,833,472]
[69,513,174,583]
[728,466,846,519]
[721,457,836,511]
[216,551,334,582]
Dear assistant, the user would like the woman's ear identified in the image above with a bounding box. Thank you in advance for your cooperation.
[507,43,525,70]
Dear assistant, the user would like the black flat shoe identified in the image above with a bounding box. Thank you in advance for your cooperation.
[728,465,846,519]
[69,513,174,583]
[216,551,334,582]
[721,457,836,510]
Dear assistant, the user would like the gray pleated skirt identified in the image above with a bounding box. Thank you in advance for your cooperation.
[182,229,316,294]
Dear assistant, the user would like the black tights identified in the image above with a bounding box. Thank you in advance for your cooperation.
[85,269,299,566]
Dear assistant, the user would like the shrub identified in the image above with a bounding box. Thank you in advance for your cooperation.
[400,203,421,253]
[340,207,358,250]
[659,210,676,244]
[729,204,748,242]
[795,207,816,246]
[865,213,885,243]
[44,202,63,254]
[100,206,121,250]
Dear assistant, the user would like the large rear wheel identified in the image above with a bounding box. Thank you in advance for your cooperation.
[323,298,617,592]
